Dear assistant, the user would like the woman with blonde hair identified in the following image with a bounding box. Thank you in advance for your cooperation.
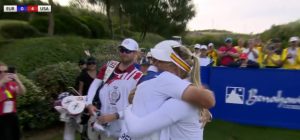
[118,40,215,140]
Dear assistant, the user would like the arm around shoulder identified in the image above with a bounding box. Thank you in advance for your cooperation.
[181,85,215,109]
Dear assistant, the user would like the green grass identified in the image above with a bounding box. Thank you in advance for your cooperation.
[204,120,300,140]
[23,120,300,140]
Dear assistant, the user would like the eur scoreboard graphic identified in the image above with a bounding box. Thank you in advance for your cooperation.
[3,5,51,12]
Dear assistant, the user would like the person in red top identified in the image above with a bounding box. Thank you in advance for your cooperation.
[217,37,239,66]
[0,63,26,140]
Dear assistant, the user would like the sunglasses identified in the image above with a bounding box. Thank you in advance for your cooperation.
[87,62,96,65]
[119,47,134,54]
[0,70,8,74]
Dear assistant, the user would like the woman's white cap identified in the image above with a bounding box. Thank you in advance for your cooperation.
[150,40,181,62]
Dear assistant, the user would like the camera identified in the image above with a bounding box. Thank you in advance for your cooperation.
[266,43,276,51]
[7,66,16,73]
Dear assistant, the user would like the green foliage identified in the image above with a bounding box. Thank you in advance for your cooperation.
[0,36,118,75]
[0,20,39,39]
[184,30,250,47]
[130,32,165,49]
[29,62,80,98]
[17,74,57,130]
[29,16,49,33]
[79,16,109,38]
[260,20,300,46]
[122,0,195,39]
[54,14,92,37]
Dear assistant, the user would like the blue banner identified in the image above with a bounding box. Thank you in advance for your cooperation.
[202,67,300,130]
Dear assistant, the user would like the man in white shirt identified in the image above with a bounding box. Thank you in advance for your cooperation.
[86,38,143,140]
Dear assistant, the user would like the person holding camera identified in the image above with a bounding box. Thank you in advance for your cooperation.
[0,63,26,140]
[263,38,283,68]
[281,36,300,69]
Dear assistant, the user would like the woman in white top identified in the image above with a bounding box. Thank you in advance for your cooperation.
[199,45,212,66]
[119,41,215,140]
[242,39,259,62]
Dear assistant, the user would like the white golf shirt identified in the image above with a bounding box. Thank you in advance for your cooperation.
[119,71,203,140]
[94,64,143,137]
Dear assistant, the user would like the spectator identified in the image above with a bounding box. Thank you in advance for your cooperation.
[78,57,97,96]
[228,53,259,68]
[0,63,26,140]
[242,39,259,62]
[193,44,201,57]
[263,38,283,68]
[207,43,218,66]
[281,36,300,69]
[146,52,152,64]
[77,57,98,140]
[199,45,213,66]
[139,48,147,64]
[75,58,86,91]
[234,38,244,54]
[78,58,87,70]
[217,37,239,66]
[86,38,143,140]
[254,37,264,66]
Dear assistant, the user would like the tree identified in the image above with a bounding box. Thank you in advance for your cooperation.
[122,0,195,40]
[88,0,114,39]
[48,0,55,36]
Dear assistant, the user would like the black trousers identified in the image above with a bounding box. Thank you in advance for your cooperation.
[0,113,20,140]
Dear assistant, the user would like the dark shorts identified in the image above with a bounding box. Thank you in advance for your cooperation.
[0,113,20,140]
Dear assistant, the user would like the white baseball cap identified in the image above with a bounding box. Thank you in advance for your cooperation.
[119,38,139,51]
[194,44,201,49]
[150,40,181,62]
[208,43,214,47]
[289,36,299,42]
[200,45,208,50]
[146,52,152,57]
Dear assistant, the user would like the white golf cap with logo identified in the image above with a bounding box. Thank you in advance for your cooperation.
[119,38,139,51]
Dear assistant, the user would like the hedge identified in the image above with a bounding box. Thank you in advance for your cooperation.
[17,74,57,130]
[0,20,39,39]
[29,62,80,98]
[0,36,118,75]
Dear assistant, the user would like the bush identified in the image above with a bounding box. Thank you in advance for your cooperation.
[184,31,250,48]
[0,20,39,39]
[30,62,80,98]
[0,36,119,75]
[79,16,109,38]
[29,16,49,33]
[54,14,92,37]
[260,20,300,47]
[17,74,57,130]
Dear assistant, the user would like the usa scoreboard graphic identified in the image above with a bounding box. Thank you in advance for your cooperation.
[3,5,51,12]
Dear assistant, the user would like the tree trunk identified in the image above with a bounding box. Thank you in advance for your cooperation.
[48,0,54,36]
[119,4,124,37]
[105,0,113,39]
[28,13,34,22]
